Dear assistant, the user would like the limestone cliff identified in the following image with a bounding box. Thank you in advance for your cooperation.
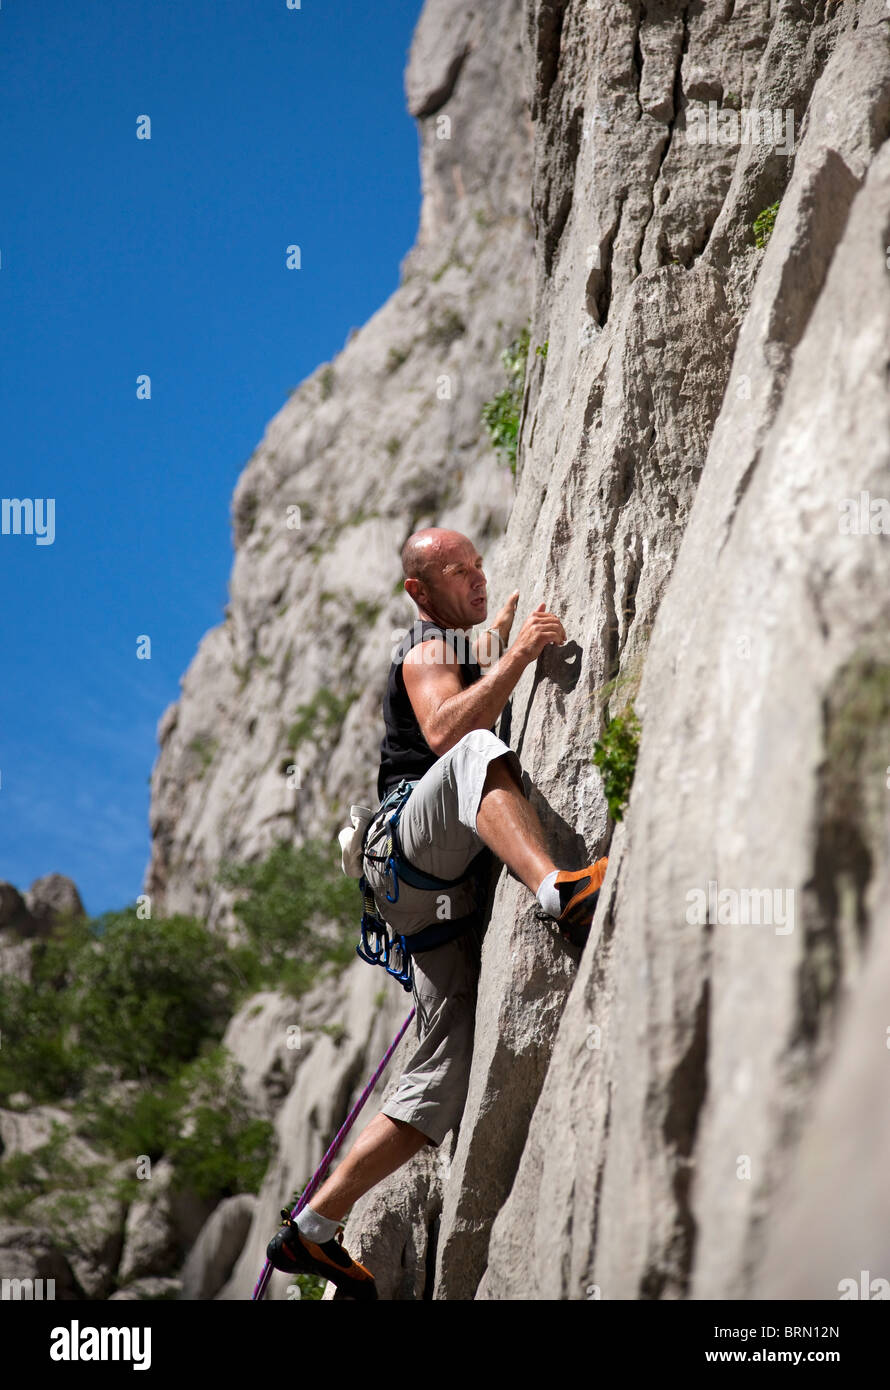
[150,0,890,1301]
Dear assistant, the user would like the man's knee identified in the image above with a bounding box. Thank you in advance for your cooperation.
[482,750,523,791]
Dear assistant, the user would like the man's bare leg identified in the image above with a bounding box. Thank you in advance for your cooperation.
[308,1113,432,1223]
[475,755,556,891]
[306,762,554,1226]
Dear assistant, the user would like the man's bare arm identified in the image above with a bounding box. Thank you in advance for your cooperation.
[403,605,566,756]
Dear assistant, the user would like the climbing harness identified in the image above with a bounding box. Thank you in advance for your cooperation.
[252,781,491,1300]
[251,1006,416,1301]
[357,777,490,992]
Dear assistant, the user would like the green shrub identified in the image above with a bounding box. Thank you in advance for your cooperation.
[481,327,531,476]
[0,1119,107,1222]
[753,200,779,250]
[289,1274,327,1300]
[425,308,466,347]
[0,974,87,1104]
[218,839,358,998]
[75,1077,181,1163]
[0,909,248,1106]
[592,705,642,821]
[386,346,409,373]
[69,909,236,1083]
[352,598,382,626]
[286,687,357,751]
[188,733,219,776]
[164,1047,275,1201]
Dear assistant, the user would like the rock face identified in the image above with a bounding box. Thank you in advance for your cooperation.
[471,0,890,1302]
[144,0,890,1300]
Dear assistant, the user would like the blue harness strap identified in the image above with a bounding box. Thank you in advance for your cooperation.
[355,777,490,992]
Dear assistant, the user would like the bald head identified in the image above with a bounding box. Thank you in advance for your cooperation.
[400,528,469,584]
[399,528,488,629]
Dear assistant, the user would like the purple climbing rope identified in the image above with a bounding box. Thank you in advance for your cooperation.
[252,1005,416,1300]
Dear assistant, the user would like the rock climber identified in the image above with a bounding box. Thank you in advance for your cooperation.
[265,527,608,1298]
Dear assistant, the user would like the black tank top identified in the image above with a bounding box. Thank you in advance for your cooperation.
[377,620,484,799]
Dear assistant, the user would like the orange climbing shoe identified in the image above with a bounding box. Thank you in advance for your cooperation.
[554,859,608,949]
[266,1209,378,1300]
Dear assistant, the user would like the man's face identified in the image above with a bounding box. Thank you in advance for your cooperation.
[427,539,487,628]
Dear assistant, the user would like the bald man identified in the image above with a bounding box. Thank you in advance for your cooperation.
[266,528,607,1298]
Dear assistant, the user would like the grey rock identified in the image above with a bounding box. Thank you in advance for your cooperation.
[117,1158,216,1285]
[0,1105,74,1161]
[109,1276,182,1301]
[23,874,85,931]
[180,1194,256,1301]
[0,1224,80,1299]
[0,882,29,931]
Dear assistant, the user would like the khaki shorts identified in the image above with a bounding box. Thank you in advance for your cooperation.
[362,730,524,1145]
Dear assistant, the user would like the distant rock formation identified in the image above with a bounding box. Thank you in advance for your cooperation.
[0,874,84,939]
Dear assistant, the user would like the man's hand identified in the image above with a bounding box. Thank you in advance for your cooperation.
[490,589,520,646]
[511,602,567,664]
[403,603,567,757]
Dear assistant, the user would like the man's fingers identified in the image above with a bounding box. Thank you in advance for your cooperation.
[535,616,567,647]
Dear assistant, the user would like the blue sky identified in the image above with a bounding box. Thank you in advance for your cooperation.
[0,1,424,916]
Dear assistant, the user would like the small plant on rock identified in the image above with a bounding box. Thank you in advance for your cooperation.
[481,327,531,476]
[753,200,779,250]
[592,704,641,821]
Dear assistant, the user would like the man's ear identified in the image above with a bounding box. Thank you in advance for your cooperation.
[404,577,425,607]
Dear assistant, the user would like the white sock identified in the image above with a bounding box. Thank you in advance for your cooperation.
[535,869,562,918]
[296,1205,341,1243]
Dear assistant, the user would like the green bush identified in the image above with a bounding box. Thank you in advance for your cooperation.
[2,1049,274,1223]
[386,346,409,373]
[75,1077,180,1163]
[0,908,239,1105]
[218,839,358,998]
[289,1273,327,1300]
[425,308,466,347]
[187,733,219,777]
[164,1047,275,1201]
[592,705,642,821]
[286,687,357,751]
[70,909,237,1083]
[0,974,87,1104]
[481,327,531,476]
[0,1119,107,1222]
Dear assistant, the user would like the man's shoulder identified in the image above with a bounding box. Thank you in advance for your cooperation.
[402,632,451,664]
[397,621,473,667]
